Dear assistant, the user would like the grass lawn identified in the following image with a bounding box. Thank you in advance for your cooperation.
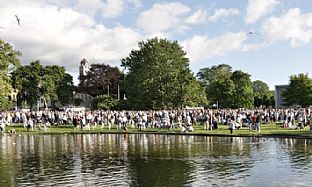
[3,122,312,139]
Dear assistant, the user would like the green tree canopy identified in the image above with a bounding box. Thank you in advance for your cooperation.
[197,64,233,108]
[283,73,312,107]
[57,73,74,106]
[121,37,206,109]
[0,39,21,109]
[12,61,73,109]
[231,70,254,108]
[253,80,274,107]
[92,95,118,110]
[197,64,232,86]
[198,64,254,108]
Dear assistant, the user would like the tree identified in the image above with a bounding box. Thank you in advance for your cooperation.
[92,95,118,110]
[0,39,21,110]
[44,65,74,107]
[78,64,124,97]
[12,61,43,109]
[211,79,235,108]
[197,64,232,86]
[12,61,74,109]
[57,73,74,106]
[182,78,208,107]
[197,64,234,108]
[231,70,254,108]
[198,65,254,108]
[253,80,273,107]
[283,73,312,107]
[121,38,206,109]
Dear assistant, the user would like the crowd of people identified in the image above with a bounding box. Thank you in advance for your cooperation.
[1,108,312,133]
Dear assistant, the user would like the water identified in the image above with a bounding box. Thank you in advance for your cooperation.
[0,134,312,186]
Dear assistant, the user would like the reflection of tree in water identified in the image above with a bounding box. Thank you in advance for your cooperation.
[15,135,77,184]
[194,137,254,185]
[128,158,195,187]
[78,134,130,180]
[203,136,252,157]
[0,135,18,186]
[0,134,280,186]
[278,138,312,169]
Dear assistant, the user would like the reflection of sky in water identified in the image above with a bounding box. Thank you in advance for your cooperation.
[0,135,312,186]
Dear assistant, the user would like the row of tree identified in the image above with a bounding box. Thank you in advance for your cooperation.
[197,64,274,108]
[11,61,74,109]
[283,73,312,108]
[2,37,309,110]
[79,38,274,109]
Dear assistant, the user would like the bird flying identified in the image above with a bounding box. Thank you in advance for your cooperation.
[247,31,260,36]
[15,15,20,26]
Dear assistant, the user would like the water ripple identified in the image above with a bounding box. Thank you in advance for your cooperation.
[1,135,312,186]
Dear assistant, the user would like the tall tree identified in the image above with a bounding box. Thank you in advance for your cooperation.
[253,80,273,107]
[57,73,74,106]
[78,64,124,97]
[210,78,235,108]
[197,64,233,108]
[197,64,232,86]
[121,37,206,109]
[43,65,73,107]
[0,39,21,109]
[198,65,255,108]
[12,61,73,109]
[231,70,254,108]
[12,61,43,109]
[283,73,312,107]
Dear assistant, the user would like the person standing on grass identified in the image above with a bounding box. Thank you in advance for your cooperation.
[27,118,34,131]
[122,112,128,130]
[0,116,5,132]
[250,113,256,131]
[229,116,235,134]
[137,114,143,131]
[255,112,261,133]
[203,112,209,130]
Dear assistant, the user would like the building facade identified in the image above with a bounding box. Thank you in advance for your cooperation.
[275,85,288,108]
[79,58,90,77]
[77,59,93,108]
[73,92,94,108]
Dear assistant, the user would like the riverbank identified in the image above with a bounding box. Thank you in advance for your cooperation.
[3,123,312,139]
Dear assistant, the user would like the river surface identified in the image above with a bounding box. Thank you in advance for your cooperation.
[0,134,312,186]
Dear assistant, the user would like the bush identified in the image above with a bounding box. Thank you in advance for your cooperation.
[92,95,118,110]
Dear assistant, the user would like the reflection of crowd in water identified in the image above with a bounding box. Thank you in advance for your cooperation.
[1,108,312,132]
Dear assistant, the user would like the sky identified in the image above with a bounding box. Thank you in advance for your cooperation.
[1,0,312,89]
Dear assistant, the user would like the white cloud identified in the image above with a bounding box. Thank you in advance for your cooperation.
[46,0,73,7]
[182,32,250,63]
[48,0,137,18]
[184,8,240,26]
[101,0,126,18]
[74,0,103,16]
[136,2,191,33]
[185,9,207,25]
[137,3,239,33]
[208,8,240,22]
[246,0,279,23]
[0,0,142,73]
[262,8,312,47]
[47,0,138,18]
